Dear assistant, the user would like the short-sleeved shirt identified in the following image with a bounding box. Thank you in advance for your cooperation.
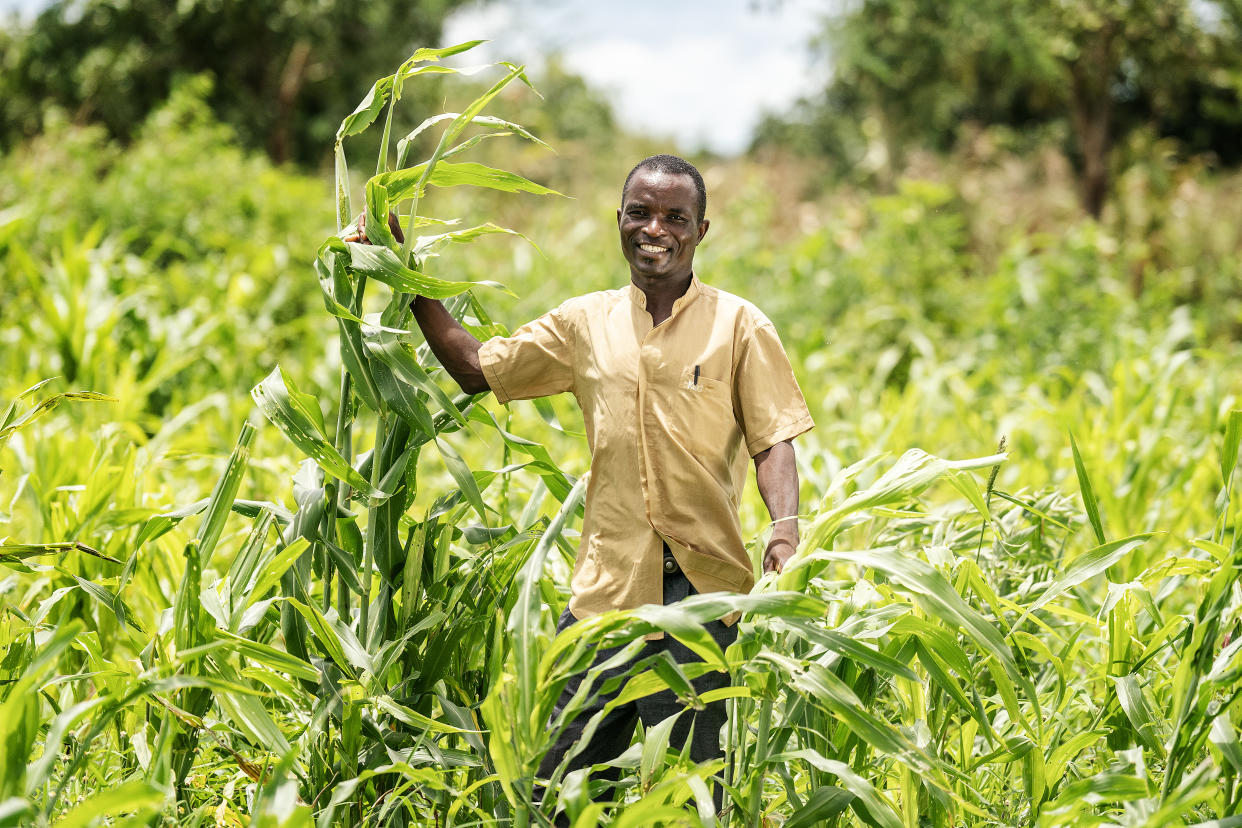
[478,275,814,622]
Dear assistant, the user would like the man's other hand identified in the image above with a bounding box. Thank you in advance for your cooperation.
[755,440,800,574]
[342,210,405,245]
[763,535,796,574]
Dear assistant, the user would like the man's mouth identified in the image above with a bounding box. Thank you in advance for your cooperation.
[638,243,668,254]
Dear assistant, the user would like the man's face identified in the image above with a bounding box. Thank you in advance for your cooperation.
[617,169,709,284]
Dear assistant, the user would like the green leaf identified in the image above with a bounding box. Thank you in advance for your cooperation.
[0,798,30,828]
[378,160,562,203]
[784,786,854,828]
[813,545,1035,724]
[335,43,484,140]
[1221,410,1242,485]
[50,780,162,828]
[369,358,436,437]
[363,328,466,427]
[373,696,472,735]
[988,490,1072,530]
[333,238,506,299]
[800,448,1006,553]
[0,542,121,565]
[1070,431,1107,545]
[776,618,918,680]
[435,437,488,522]
[396,113,550,169]
[468,406,578,503]
[218,630,319,683]
[249,538,309,603]
[0,621,82,800]
[63,572,143,634]
[214,685,292,756]
[413,222,534,258]
[771,751,903,828]
[252,366,390,506]
[197,421,255,560]
[507,476,588,728]
[639,708,683,791]
[764,653,941,781]
[947,468,992,524]
[1011,533,1153,629]
[0,390,115,444]
[364,178,400,250]
[285,598,373,678]
[1112,674,1166,756]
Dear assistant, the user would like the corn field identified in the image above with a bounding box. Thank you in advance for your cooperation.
[2,43,1241,828]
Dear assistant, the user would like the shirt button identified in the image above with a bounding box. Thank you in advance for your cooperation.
[663,558,677,574]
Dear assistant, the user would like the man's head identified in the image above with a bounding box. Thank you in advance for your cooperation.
[618,155,710,285]
[621,155,706,224]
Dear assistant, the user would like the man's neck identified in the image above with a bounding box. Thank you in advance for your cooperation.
[632,271,693,326]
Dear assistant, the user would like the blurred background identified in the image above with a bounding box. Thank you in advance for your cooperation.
[1,0,1240,531]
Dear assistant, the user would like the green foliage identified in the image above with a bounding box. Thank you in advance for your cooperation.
[2,37,1242,828]
[0,76,332,435]
[0,0,468,164]
[759,0,1242,215]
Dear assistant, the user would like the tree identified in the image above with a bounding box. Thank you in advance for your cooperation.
[0,0,468,165]
[760,0,1242,216]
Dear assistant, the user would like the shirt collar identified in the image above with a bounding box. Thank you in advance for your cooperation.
[627,273,702,313]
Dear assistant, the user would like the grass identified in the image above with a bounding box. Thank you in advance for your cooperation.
[1,42,1241,827]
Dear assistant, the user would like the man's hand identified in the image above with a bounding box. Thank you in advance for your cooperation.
[763,533,797,574]
[341,210,405,245]
[754,440,800,574]
[337,209,487,394]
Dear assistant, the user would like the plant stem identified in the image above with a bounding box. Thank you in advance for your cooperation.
[748,696,773,828]
[331,365,354,617]
[359,411,389,641]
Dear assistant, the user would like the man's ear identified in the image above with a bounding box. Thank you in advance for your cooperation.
[617,207,623,227]
[698,218,710,242]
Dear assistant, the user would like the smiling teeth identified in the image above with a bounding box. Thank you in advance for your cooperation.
[639,244,667,253]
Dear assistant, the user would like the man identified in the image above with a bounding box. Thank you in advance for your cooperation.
[355,154,812,818]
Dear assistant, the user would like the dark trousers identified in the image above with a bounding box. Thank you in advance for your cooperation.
[536,552,738,823]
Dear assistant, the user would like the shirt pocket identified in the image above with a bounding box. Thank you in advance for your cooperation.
[673,366,737,459]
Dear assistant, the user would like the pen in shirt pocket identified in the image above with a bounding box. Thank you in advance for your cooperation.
[693,364,700,388]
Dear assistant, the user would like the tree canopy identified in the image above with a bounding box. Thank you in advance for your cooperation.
[755,0,1242,215]
[0,0,468,165]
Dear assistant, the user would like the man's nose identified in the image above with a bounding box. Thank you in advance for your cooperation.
[644,216,665,236]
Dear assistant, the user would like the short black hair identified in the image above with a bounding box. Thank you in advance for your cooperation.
[621,154,707,224]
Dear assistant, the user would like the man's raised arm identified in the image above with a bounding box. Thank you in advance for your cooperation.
[343,212,491,396]
[754,439,799,574]
[410,296,489,394]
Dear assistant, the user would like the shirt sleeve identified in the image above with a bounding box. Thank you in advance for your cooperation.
[477,304,575,404]
[733,318,815,456]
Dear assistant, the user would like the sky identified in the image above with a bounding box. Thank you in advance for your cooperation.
[1,0,829,156]
[442,0,828,155]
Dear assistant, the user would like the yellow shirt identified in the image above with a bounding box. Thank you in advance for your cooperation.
[478,275,814,621]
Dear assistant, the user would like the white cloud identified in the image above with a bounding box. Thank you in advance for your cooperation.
[562,31,818,153]
[442,0,824,155]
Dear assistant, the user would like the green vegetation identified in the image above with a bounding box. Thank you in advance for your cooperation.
[2,38,1242,828]
[755,0,1242,217]
[0,0,468,164]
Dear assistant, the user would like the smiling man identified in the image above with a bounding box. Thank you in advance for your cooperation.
[376,154,813,818]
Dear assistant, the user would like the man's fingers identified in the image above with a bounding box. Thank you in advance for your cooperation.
[387,210,405,244]
[342,211,402,246]
[763,538,796,574]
